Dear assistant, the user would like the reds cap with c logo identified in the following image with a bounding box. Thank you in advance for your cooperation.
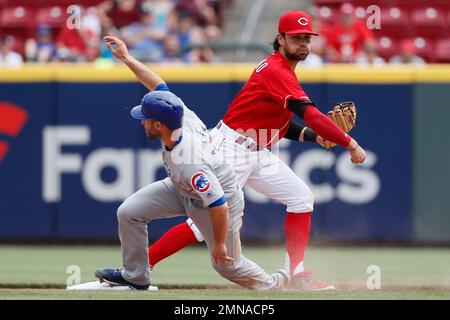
[278,10,319,36]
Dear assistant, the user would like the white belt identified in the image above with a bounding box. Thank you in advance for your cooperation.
[215,120,265,151]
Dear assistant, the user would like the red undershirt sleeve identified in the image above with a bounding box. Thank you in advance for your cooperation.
[302,104,351,147]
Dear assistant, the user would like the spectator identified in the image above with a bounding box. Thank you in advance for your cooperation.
[56,26,98,62]
[176,11,196,49]
[209,0,225,28]
[186,26,219,63]
[145,0,173,30]
[325,3,376,63]
[171,10,220,63]
[83,7,103,40]
[159,32,183,63]
[176,0,222,44]
[97,0,142,32]
[175,0,218,27]
[121,4,166,62]
[0,36,23,68]
[356,45,385,67]
[25,25,56,63]
[389,39,426,65]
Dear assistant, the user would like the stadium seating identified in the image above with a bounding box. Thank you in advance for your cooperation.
[412,37,435,62]
[379,6,410,39]
[375,36,399,61]
[0,5,34,28]
[10,34,25,56]
[316,5,340,24]
[434,39,450,62]
[424,0,450,11]
[313,0,450,63]
[411,7,447,38]
[35,6,67,27]
[314,0,345,5]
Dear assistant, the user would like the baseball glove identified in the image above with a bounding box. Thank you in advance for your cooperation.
[323,101,357,150]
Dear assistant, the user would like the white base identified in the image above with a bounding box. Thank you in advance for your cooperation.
[66,280,158,291]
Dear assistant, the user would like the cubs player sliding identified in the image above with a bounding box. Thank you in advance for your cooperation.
[104,10,366,290]
[95,84,289,290]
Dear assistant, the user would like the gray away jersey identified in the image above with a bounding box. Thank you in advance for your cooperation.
[161,102,238,207]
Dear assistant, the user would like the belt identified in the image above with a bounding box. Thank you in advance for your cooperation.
[216,120,266,152]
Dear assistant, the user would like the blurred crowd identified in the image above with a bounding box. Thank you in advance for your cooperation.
[300,2,427,68]
[1,0,447,68]
[0,0,227,67]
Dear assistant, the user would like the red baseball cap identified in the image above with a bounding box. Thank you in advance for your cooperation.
[278,10,319,36]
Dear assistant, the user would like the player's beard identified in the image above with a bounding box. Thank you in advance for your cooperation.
[285,45,310,61]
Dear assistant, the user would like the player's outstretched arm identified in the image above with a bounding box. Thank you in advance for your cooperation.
[103,36,164,91]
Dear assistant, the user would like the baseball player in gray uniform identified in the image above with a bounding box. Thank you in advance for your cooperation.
[95,84,288,290]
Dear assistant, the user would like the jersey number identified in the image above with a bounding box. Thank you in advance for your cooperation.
[255,60,268,73]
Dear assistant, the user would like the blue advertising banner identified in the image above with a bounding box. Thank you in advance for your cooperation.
[0,83,55,237]
[0,81,412,242]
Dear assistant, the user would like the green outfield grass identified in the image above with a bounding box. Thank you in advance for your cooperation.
[0,245,449,299]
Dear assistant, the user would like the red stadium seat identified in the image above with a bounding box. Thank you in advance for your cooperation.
[411,7,446,38]
[10,34,25,57]
[0,0,36,6]
[350,0,401,8]
[434,39,450,62]
[375,36,400,61]
[394,0,427,10]
[448,11,450,31]
[36,6,66,27]
[353,5,369,20]
[423,0,450,11]
[411,37,435,62]
[0,5,35,27]
[381,7,409,27]
[379,6,411,38]
[316,5,340,24]
[314,0,345,6]
[80,0,107,6]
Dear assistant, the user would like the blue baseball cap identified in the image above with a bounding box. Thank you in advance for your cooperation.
[131,91,184,130]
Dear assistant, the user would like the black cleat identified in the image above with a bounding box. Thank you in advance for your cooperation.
[95,268,150,290]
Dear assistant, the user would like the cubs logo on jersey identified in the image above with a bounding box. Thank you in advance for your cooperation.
[191,172,211,193]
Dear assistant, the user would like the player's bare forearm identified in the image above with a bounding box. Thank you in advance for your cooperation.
[121,54,165,91]
[209,203,229,246]
[346,138,366,163]
[209,203,233,263]
[103,36,164,91]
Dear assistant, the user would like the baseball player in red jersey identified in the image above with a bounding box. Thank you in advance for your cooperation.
[106,10,366,290]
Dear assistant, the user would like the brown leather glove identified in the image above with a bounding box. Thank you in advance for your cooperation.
[323,101,357,150]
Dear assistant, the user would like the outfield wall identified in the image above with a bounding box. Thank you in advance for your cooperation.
[0,64,449,243]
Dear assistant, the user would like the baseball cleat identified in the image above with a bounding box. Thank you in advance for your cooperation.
[290,271,336,291]
[95,268,150,290]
